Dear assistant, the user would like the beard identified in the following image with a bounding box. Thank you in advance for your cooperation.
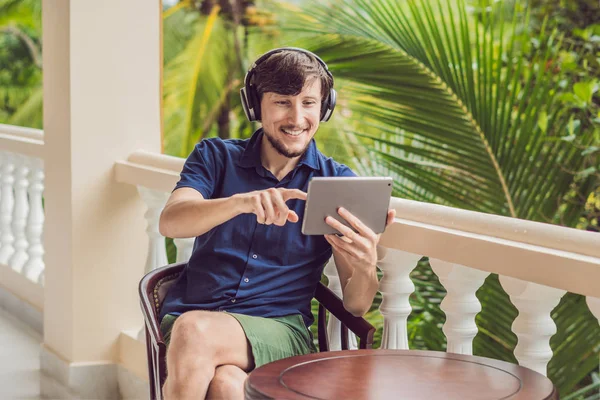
[263,127,311,158]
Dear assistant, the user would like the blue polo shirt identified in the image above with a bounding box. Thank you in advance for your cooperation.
[159,129,355,327]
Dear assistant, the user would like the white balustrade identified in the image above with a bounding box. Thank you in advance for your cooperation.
[324,258,358,350]
[378,248,422,349]
[586,297,600,323]
[429,259,488,355]
[22,158,45,283]
[137,187,169,275]
[9,155,30,271]
[499,277,566,376]
[173,237,195,263]
[0,152,15,264]
[0,149,45,285]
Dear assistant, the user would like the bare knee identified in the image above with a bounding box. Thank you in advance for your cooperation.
[169,311,216,361]
[207,365,247,400]
[165,311,217,391]
[168,311,253,370]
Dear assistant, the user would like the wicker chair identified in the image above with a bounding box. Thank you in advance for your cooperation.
[139,261,376,400]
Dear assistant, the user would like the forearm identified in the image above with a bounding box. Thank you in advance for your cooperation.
[341,266,379,317]
[159,195,242,238]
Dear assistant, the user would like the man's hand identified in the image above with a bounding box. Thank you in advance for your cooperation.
[233,188,307,226]
[323,208,396,274]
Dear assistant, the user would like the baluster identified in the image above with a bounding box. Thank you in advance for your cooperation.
[586,297,600,323]
[499,276,565,376]
[22,158,45,284]
[429,259,488,355]
[9,155,30,272]
[174,237,195,263]
[137,187,169,274]
[137,187,169,341]
[0,153,15,264]
[378,248,422,349]
[323,258,358,350]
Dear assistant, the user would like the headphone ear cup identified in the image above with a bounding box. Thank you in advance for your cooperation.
[240,87,253,122]
[321,88,337,122]
[247,84,261,121]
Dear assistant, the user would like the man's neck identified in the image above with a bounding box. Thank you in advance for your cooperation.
[260,136,301,181]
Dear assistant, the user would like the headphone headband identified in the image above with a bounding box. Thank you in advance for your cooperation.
[240,47,337,122]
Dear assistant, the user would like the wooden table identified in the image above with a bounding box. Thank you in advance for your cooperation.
[245,349,558,399]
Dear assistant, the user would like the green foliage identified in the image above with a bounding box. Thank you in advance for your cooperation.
[0,0,42,127]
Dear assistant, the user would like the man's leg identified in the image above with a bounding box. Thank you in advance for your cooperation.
[206,365,248,400]
[162,311,253,400]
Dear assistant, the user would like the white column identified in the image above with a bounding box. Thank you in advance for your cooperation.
[138,187,169,274]
[323,258,358,350]
[378,248,422,349]
[9,155,30,272]
[174,237,195,263]
[42,0,160,398]
[499,276,565,376]
[429,259,488,355]
[22,158,44,284]
[0,152,15,264]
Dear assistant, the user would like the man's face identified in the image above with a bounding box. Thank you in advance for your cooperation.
[260,78,322,158]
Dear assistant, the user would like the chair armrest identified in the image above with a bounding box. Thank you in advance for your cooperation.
[138,262,186,347]
[314,282,376,350]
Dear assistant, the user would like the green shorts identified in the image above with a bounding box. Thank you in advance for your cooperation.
[159,312,317,369]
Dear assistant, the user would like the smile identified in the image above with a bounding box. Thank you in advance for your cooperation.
[280,128,307,137]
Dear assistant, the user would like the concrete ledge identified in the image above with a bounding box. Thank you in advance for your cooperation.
[0,282,43,336]
[40,345,119,399]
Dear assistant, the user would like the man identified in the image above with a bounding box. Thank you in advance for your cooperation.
[158,48,395,400]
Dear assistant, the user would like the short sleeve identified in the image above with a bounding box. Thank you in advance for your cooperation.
[174,140,220,199]
[337,164,357,177]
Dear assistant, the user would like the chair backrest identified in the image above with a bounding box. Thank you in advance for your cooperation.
[138,262,186,400]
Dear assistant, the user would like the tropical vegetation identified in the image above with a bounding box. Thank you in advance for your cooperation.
[1,0,599,397]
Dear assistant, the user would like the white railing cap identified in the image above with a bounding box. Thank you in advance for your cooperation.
[389,197,599,259]
[0,123,44,141]
[0,124,44,159]
[381,197,600,297]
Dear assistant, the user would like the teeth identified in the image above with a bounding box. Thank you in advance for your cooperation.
[282,128,305,136]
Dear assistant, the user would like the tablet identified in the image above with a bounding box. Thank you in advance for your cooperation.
[301,177,393,235]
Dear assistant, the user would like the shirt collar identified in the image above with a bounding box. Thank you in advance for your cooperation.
[237,128,320,171]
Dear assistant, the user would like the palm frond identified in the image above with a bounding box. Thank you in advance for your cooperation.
[163,6,231,157]
[163,1,199,65]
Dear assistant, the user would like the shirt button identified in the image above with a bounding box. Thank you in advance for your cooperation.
[252,254,257,259]
[231,298,236,303]
[244,278,249,283]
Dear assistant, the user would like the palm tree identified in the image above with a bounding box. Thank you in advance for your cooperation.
[162,0,276,157]
[268,0,598,396]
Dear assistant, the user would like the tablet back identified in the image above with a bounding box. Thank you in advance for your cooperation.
[301,177,393,235]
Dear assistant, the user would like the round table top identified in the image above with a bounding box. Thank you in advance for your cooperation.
[245,349,558,400]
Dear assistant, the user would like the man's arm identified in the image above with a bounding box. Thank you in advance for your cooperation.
[324,207,396,317]
[159,187,307,238]
[159,188,242,238]
[331,248,379,317]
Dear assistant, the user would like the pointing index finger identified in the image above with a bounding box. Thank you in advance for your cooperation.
[281,188,307,202]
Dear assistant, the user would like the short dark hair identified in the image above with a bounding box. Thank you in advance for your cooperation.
[251,50,333,103]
